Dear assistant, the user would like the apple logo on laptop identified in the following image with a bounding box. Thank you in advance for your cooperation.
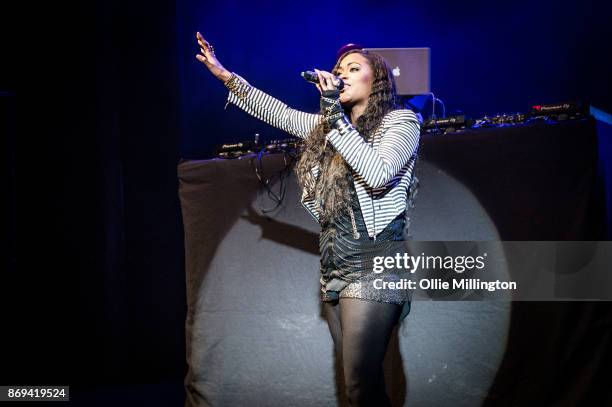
[392,66,401,76]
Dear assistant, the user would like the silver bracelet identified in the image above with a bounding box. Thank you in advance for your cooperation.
[333,115,354,134]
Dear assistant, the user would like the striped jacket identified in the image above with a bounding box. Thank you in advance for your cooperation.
[225,73,421,239]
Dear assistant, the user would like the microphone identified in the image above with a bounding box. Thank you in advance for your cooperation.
[301,71,344,90]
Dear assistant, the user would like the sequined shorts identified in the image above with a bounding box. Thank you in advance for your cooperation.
[319,204,411,308]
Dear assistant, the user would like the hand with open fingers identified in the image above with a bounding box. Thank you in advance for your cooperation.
[195,31,231,82]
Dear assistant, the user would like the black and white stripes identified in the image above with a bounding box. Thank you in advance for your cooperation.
[226,73,421,239]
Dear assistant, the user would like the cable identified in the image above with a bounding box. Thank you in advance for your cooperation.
[251,149,296,214]
[435,97,446,118]
[428,92,446,119]
[401,93,446,120]
[429,92,437,120]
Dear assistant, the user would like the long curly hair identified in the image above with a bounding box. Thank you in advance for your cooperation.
[295,49,399,223]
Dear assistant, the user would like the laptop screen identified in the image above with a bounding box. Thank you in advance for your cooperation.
[363,48,430,96]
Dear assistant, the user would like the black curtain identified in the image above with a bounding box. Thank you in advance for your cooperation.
[2,0,186,388]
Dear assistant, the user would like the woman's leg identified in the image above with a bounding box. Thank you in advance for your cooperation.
[339,297,402,407]
[323,300,350,406]
[322,300,343,358]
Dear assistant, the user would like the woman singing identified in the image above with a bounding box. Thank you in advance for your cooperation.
[195,32,421,406]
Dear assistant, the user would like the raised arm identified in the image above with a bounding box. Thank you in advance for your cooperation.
[195,32,320,139]
[223,74,321,139]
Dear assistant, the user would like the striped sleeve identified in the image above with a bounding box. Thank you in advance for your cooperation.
[225,73,322,139]
[326,109,420,189]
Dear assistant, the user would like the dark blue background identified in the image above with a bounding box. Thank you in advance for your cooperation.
[177,0,611,157]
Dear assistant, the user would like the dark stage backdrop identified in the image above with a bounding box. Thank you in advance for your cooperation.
[178,120,610,406]
[2,0,186,394]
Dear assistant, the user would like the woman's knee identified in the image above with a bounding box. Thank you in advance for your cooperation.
[343,364,385,405]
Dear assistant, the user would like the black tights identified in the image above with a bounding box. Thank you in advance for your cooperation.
[323,297,402,406]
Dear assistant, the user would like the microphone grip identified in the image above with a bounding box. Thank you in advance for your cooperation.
[301,71,344,90]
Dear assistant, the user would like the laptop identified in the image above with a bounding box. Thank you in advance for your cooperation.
[363,48,430,96]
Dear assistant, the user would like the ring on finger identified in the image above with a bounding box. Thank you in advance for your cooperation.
[205,42,215,54]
